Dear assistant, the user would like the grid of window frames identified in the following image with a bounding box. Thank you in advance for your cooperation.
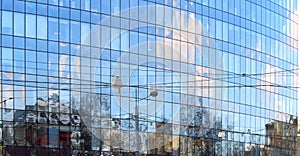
[0,0,298,155]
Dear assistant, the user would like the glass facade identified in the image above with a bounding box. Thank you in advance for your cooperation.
[0,0,298,155]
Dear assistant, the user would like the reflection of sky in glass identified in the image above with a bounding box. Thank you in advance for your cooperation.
[128,62,179,121]
[0,1,298,153]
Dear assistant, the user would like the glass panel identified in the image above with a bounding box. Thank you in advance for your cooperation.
[70,0,80,8]
[59,19,70,42]
[2,11,12,35]
[2,48,13,72]
[14,0,24,12]
[0,0,297,155]
[81,23,90,45]
[101,0,110,14]
[81,0,90,11]
[14,12,24,36]
[91,0,100,12]
[2,0,13,10]
[37,16,48,39]
[111,0,120,15]
[48,17,58,41]
[216,19,222,40]
[71,21,80,44]
[59,0,69,7]
[26,14,36,38]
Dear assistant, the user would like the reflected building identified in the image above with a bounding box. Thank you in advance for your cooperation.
[0,0,299,155]
[263,119,297,155]
[296,119,300,156]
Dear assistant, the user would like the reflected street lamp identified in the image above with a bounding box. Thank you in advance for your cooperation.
[134,89,158,154]
[111,75,159,153]
[0,97,14,112]
[218,131,226,138]
[0,97,14,104]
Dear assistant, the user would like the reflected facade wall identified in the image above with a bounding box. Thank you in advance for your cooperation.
[0,0,298,155]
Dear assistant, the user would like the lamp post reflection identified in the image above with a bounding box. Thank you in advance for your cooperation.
[0,97,14,105]
[111,75,158,153]
[0,97,14,113]
[134,88,158,154]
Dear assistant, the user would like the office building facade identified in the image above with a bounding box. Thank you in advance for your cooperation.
[0,0,298,155]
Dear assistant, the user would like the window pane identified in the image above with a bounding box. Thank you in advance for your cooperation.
[111,0,120,14]
[81,0,90,11]
[2,48,13,70]
[26,14,36,38]
[60,19,69,42]
[70,0,80,9]
[49,0,58,5]
[91,0,100,12]
[222,22,228,42]
[81,23,90,45]
[71,21,80,44]
[59,0,69,7]
[14,0,24,13]
[2,0,13,10]
[215,19,222,40]
[37,16,47,39]
[48,18,58,41]
[2,11,12,35]
[209,18,215,38]
[14,12,24,36]
[101,0,110,14]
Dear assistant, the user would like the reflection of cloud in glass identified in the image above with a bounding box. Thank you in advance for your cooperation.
[75,4,224,153]
[59,54,68,77]
[77,5,222,153]
[4,72,13,80]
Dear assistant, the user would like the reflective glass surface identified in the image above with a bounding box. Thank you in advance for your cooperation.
[0,0,298,155]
